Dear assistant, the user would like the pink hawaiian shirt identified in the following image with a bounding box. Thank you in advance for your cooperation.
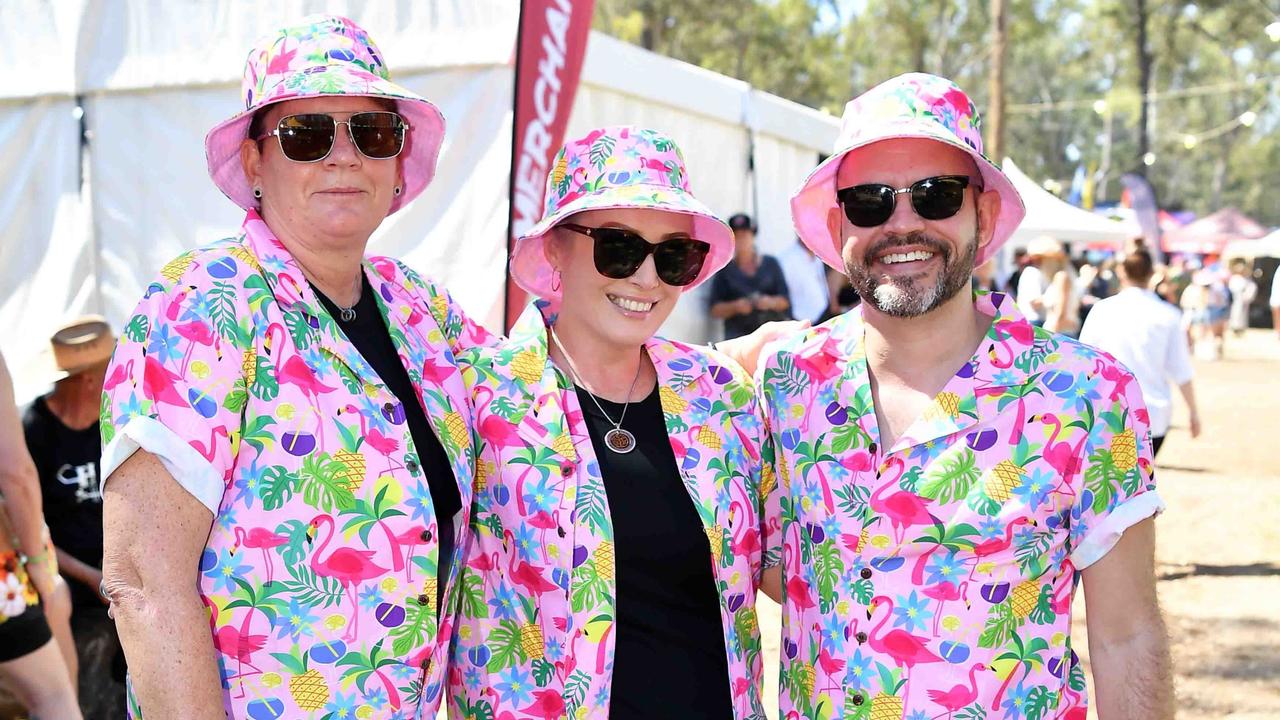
[759,291,1163,720]
[448,303,771,719]
[100,211,490,719]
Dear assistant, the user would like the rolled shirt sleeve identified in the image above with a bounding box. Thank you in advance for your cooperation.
[100,268,245,516]
[1068,363,1165,569]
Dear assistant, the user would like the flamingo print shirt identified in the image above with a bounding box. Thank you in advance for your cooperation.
[99,210,491,720]
[758,290,1163,720]
[447,302,772,720]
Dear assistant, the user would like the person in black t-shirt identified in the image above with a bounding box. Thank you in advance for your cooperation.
[708,213,793,339]
[22,317,126,718]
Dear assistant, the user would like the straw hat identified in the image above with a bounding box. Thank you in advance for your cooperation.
[41,316,115,384]
[1026,236,1067,259]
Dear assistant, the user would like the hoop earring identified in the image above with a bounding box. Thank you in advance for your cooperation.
[551,270,561,292]
[393,186,402,196]
[253,187,262,199]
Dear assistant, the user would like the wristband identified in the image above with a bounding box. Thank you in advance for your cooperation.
[19,550,49,567]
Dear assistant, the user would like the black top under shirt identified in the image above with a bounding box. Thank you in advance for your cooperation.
[22,396,103,608]
[312,274,458,609]
[574,384,733,719]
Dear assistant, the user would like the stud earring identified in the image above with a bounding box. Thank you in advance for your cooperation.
[253,187,262,199]
[393,186,402,196]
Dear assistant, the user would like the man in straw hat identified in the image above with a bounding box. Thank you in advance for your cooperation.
[23,316,126,717]
[758,73,1172,719]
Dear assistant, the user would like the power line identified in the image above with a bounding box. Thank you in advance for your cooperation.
[1007,78,1277,114]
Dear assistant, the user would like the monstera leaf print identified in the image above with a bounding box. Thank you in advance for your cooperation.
[299,453,355,512]
[390,599,433,656]
[919,447,981,503]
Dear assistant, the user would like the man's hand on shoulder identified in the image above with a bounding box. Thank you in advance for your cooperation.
[716,319,810,376]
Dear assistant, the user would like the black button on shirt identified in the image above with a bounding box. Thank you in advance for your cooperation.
[574,384,733,719]
[313,274,459,609]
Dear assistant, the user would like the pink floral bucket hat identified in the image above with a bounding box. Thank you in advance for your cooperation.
[791,72,1025,270]
[511,125,734,302]
[204,15,446,215]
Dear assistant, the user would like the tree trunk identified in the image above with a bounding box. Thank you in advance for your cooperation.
[1135,0,1154,168]
[986,0,1009,163]
[640,0,657,51]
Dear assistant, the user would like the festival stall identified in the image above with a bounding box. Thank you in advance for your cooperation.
[0,0,838,399]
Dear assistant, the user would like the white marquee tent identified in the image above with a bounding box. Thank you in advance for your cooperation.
[1003,158,1140,250]
[0,0,839,400]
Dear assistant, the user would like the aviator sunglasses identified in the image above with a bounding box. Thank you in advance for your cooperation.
[256,111,408,163]
[559,223,711,287]
[836,175,975,227]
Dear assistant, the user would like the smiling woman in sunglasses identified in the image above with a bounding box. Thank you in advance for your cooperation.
[98,16,491,719]
[448,127,772,719]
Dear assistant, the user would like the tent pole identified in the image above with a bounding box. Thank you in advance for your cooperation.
[503,1,527,331]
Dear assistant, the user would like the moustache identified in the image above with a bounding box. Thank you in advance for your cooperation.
[860,232,951,265]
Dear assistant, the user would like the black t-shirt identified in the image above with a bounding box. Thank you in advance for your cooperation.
[708,254,792,340]
[22,395,102,607]
[574,384,733,719]
[312,274,458,609]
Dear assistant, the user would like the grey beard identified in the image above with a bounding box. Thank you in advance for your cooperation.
[846,230,978,318]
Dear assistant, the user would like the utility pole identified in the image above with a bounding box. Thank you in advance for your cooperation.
[987,0,1009,163]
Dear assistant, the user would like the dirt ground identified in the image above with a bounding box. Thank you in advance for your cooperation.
[760,328,1280,720]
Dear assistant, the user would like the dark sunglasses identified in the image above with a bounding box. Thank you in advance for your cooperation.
[559,223,711,287]
[836,175,974,227]
[257,112,408,163]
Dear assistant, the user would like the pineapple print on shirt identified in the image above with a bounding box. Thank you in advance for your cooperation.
[759,291,1163,720]
[100,211,492,720]
[448,302,771,720]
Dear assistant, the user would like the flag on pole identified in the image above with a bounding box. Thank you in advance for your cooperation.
[505,0,596,328]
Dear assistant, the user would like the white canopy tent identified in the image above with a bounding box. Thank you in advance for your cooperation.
[1224,229,1280,260]
[0,0,839,401]
[1003,158,1140,250]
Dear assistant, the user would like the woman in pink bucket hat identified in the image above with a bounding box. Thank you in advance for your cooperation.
[448,126,772,719]
[99,16,493,719]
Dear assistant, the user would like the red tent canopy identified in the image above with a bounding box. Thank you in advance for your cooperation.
[1161,207,1268,255]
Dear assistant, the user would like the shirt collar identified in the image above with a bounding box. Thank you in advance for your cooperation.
[807,290,1044,454]
[240,209,382,387]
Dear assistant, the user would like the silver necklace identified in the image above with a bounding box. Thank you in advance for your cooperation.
[331,276,362,322]
[550,329,643,454]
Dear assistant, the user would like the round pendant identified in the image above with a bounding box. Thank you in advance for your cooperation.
[339,307,357,322]
[604,427,637,454]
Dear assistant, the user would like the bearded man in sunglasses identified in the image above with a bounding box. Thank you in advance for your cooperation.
[758,74,1173,720]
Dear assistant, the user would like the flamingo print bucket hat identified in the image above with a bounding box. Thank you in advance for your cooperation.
[510,125,735,303]
[791,72,1026,270]
[204,15,446,215]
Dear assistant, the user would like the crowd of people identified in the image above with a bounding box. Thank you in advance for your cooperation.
[5,12,1275,720]
[1005,236,1277,360]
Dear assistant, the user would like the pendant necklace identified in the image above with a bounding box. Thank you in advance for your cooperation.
[550,329,643,454]
[335,275,361,322]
